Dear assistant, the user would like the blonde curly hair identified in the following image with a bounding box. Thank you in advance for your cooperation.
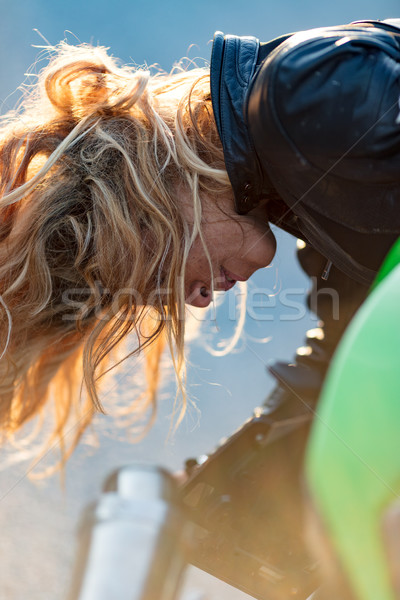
[0,42,230,460]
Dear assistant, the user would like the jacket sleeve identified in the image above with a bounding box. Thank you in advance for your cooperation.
[246,21,400,279]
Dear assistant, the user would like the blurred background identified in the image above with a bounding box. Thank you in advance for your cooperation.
[0,1,398,598]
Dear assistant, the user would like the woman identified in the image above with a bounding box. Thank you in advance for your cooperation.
[0,42,275,456]
[0,18,399,456]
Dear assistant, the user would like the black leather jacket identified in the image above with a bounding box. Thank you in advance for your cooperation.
[210,19,400,286]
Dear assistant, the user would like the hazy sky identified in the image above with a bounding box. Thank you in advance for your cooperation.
[1,0,399,110]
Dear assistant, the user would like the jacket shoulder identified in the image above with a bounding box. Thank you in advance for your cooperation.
[247,22,400,233]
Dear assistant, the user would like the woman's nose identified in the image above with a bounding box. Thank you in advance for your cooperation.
[185,281,212,308]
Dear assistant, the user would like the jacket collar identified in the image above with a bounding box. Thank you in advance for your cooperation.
[210,31,263,214]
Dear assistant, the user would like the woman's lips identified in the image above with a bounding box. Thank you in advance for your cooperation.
[222,267,247,282]
[218,267,246,291]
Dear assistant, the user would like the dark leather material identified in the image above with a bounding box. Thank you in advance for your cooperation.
[211,21,400,285]
[210,31,263,213]
[247,21,400,284]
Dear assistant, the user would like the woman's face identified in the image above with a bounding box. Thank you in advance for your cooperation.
[184,193,276,308]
